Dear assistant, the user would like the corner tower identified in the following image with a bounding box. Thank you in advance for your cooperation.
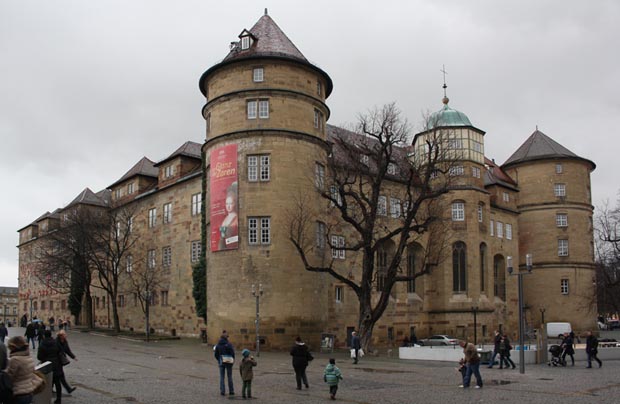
[199,11,333,348]
[503,130,597,332]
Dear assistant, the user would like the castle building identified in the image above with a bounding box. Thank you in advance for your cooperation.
[17,12,596,349]
[0,286,18,327]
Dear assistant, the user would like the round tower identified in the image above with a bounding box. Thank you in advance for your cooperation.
[199,12,333,348]
[503,129,597,333]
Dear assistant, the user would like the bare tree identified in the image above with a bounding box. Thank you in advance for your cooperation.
[595,198,620,315]
[289,103,458,350]
[86,206,139,333]
[125,249,167,341]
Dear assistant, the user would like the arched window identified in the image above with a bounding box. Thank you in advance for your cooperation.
[452,242,467,292]
[493,255,506,300]
[376,248,388,292]
[407,243,423,294]
[480,243,487,292]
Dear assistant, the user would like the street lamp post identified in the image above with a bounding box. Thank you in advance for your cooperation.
[471,306,479,345]
[507,253,533,375]
[539,307,546,325]
[252,284,263,357]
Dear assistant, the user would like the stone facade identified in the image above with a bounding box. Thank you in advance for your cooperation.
[17,12,596,350]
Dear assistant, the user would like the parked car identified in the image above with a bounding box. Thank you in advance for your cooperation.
[607,319,620,330]
[418,335,459,346]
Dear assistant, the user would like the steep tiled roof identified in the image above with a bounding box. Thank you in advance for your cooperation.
[223,14,307,63]
[155,141,202,166]
[503,130,595,169]
[484,158,518,190]
[109,157,158,188]
[66,188,109,208]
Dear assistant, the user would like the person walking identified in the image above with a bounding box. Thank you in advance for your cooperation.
[487,330,501,368]
[499,334,516,369]
[56,330,77,394]
[0,323,8,344]
[561,332,575,366]
[459,340,483,389]
[6,336,43,404]
[585,330,602,368]
[323,358,343,400]
[24,322,37,350]
[0,338,7,370]
[290,336,313,390]
[38,330,63,404]
[350,331,361,364]
[213,333,235,396]
[239,349,257,399]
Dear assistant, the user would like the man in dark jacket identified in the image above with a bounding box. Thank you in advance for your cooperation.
[487,330,501,368]
[24,321,37,349]
[38,330,63,404]
[290,336,312,389]
[214,334,235,396]
[0,322,8,343]
[351,331,361,364]
[585,330,602,368]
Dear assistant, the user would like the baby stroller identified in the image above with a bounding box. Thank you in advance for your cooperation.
[548,344,566,366]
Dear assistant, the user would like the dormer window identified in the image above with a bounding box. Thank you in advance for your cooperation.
[241,34,251,50]
[165,165,174,178]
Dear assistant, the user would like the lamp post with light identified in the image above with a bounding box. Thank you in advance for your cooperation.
[252,284,263,357]
[471,305,479,345]
[507,253,533,375]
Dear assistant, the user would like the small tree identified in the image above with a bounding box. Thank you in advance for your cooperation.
[289,103,458,350]
[595,197,620,315]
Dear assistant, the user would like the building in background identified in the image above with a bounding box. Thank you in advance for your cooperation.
[0,286,19,327]
[17,12,596,349]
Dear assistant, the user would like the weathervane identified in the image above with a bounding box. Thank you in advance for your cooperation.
[440,65,449,104]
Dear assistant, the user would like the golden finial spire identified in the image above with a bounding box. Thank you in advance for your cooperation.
[441,64,449,105]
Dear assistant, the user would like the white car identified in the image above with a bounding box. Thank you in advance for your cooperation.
[419,335,459,346]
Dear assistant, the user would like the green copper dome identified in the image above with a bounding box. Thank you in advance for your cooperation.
[428,97,472,128]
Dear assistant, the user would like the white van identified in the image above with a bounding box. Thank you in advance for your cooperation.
[546,322,572,339]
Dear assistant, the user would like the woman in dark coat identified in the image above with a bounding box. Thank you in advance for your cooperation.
[290,336,312,390]
[561,332,575,366]
[38,330,63,404]
[56,330,77,394]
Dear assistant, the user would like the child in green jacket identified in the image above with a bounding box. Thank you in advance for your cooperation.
[323,358,343,400]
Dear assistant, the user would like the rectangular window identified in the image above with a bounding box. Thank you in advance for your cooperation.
[248,217,271,245]
[472,140,483,153]
[41,301,46,310]
[390,198,401,218]
[561,279,569,295]
[247,100,257,119]
[506,223,512,240]
[554,183,566,197]
[449,166,464,176]
[558,239,569,256]
[472,167,481,178]
[148,208,157,228]
[147,249,156,269]
[161,290,169,306]
[503,192,510,202]
[331,235,345,259]
[253,67,264,82]
[163,203,172,224]
[452,202,465,221]
[316,221,326,250]
[191,240,201,262]
[330,185,342,207]
[127,182,134,194]
[119,295,125,308]
[162,246,172,268]
[556,163,563,174]
[496,221,503,238]
[127,216,133,233]
[191,193,202,216]
[490,219,495,236]
[248,155,270,182]
[448,138,463,149]
[241,36,250,50]
[258,100,269,118]
[314,109,323,130]
[164,165,174,178]
[335,286,343,303]
[556,213,568,227]
[477,205,483,223]
[378,196,387,216]
[115,188,122,200]
[387,163,398,175]
[126,255,133,273]
[317,81,322,96]
[315,163,325,190]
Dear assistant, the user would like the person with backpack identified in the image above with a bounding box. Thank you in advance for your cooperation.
[213,333,235,396]
[323,358,343,400]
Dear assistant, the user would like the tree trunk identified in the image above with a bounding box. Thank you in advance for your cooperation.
[83,288,94,329]
[112,295,121,333]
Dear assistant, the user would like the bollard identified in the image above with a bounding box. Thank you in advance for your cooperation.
[33,361,53,404]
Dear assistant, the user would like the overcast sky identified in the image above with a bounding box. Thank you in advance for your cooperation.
[1,0,619,287]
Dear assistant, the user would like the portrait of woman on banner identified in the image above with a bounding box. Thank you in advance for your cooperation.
[218,182,238,250]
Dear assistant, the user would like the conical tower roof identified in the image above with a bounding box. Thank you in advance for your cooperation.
[199,11,332,97]
[502,129,595,169]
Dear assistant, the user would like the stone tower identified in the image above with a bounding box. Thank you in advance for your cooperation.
[198,12,333,348]
[503,130,597,332]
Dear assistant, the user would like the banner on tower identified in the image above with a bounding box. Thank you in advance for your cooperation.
[210,144,238,252]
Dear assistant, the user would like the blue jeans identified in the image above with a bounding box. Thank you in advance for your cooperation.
[27,336,37,349]
[487,351,498,367]
[463,362,483,387]
[219,364,234,395]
